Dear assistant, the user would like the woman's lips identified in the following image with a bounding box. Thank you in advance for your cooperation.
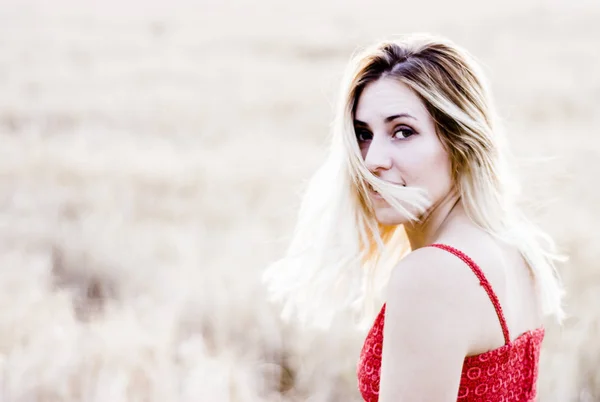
[368,182,405,200]
[369,187,384,199]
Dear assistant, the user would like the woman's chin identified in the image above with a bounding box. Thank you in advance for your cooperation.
[373,205,410,226]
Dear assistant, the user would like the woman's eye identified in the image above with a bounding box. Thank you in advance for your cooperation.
[394,127,414,139]
[356,130,372,142]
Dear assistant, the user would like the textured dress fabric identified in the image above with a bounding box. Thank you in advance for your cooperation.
[357,243,545,402]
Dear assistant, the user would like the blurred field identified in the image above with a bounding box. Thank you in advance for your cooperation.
[0,0,599,401]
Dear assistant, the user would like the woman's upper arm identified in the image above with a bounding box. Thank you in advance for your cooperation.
[378,248,475,402]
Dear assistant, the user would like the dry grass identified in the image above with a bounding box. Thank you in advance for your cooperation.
[0,0,599,401]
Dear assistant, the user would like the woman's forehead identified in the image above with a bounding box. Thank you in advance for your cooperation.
[354,78,428,124]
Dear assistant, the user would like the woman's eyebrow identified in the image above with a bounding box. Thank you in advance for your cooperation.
[353,113,417,127]
[384,113,417,122]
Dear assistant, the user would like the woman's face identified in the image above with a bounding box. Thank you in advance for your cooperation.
[353,76,454,226]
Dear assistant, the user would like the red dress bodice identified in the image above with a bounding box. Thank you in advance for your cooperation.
[357,244,545,401]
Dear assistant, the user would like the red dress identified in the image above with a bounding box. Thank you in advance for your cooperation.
[357,243,544,401]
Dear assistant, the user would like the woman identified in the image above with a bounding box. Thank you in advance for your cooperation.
[263,33,564,401]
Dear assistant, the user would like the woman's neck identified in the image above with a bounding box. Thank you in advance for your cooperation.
[404,190,463,250]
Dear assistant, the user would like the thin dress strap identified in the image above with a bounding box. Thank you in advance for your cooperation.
[429,243,511,345]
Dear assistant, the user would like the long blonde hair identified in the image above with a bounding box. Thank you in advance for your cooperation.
[262,33,565,329]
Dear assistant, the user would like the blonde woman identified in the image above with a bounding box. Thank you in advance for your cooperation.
[263,33,564,401]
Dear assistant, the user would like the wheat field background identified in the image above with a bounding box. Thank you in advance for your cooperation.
[0,0,599,401]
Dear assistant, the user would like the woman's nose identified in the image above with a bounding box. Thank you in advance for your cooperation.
[364,135,393,173]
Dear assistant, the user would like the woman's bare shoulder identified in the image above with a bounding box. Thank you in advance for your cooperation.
[377,246,483,401]
[385,245,486,345]
[388,245,483,299]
